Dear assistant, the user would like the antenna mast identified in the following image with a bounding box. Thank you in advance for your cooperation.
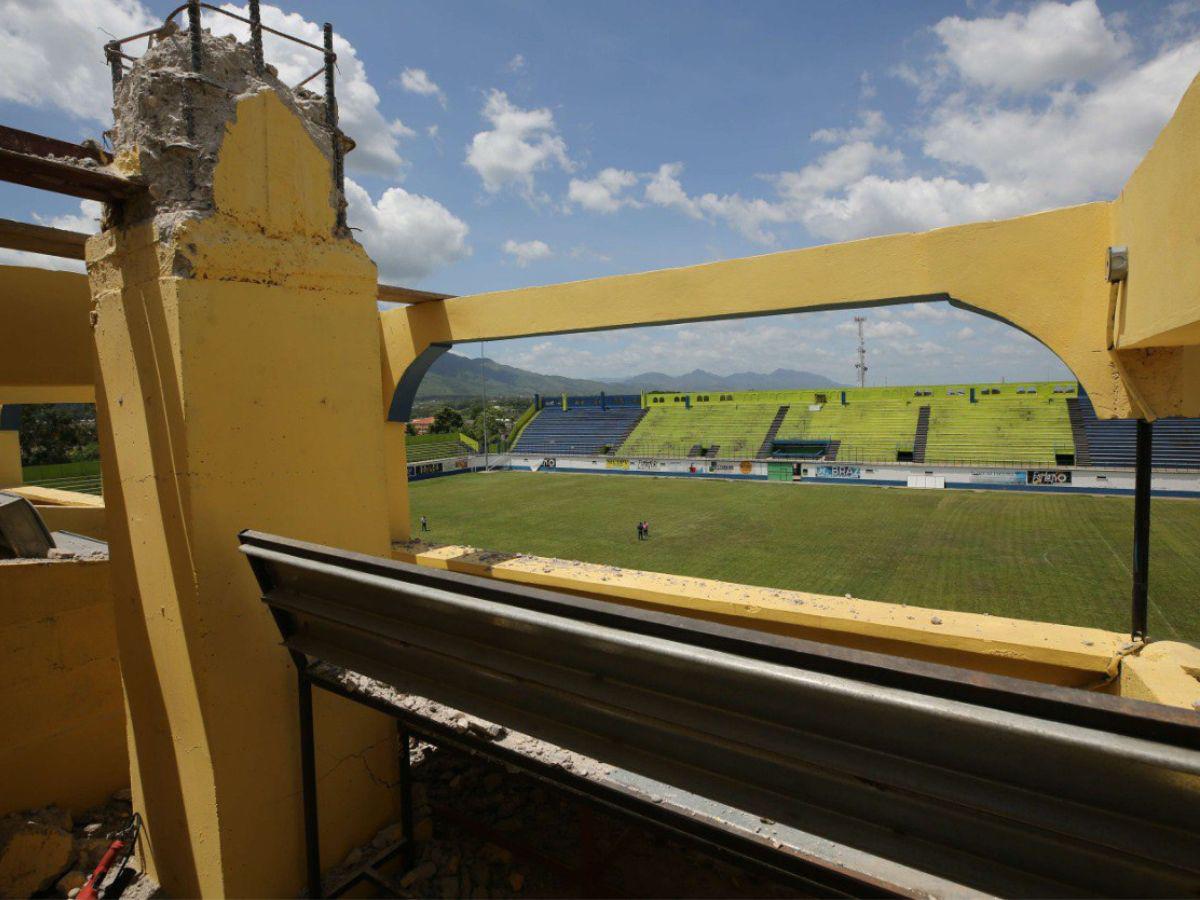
[854,316,868,388]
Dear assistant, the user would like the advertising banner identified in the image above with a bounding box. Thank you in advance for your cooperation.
[606,458,630,469]
[708,461,736,473]
[816,465,861,479]
[1027,470,1071,485]
[971,470,1026,485]
[540,458,556,470]
[633,459,660,470]
[409,461,444,477]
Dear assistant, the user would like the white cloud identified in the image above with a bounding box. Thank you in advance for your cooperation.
[505,54,526,73]
[0,0,158,123]
[465,90,572,198]
[811,110,886,144]
[0,200,101,273]
[345,178,470,282]
[568,168,640,213]
[569,245,612,262]
[212,4,410,176]
[955,326,976,340]
[644,163,790,244]
[398,67,446,108]
[934,0,1131,93]
[638,3,1200,246]
[837,318,917,340]
[502,239,552,267]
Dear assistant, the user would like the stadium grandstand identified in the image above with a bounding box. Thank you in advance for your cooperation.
[510,394,645,455]
[404,432,475,463]
[508,383,1200,469]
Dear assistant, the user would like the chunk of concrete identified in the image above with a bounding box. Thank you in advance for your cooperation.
[0,812,73,898]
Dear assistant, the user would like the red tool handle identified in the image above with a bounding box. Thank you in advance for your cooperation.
[77,839,126,900]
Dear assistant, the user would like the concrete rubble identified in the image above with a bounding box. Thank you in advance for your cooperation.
[109,24,337,232]
[0,791,160,899]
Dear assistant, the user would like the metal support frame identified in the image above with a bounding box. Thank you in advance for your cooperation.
[294,656,416,899]
[1131,418,1153,640]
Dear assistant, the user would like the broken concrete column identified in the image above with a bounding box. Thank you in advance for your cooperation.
[90,26,397,897]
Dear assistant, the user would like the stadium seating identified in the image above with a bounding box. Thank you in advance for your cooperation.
[775,399,921,462]
[924,397,1073,466]
[618,403,781,458]
[1074,393,1200,468]
[513,406,646,455]
[405,435,472,462]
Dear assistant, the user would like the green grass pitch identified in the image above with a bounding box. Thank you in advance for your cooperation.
[409,471,1200,640]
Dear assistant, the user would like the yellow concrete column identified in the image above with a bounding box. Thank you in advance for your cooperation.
[89,87,397,896]
[384,421,411,543]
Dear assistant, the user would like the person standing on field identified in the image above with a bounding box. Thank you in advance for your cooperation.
[420,515,429,533]
[636,521,644,541]
[644,520,651,540]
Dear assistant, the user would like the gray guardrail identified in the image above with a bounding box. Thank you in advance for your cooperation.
[242,530,1200,898]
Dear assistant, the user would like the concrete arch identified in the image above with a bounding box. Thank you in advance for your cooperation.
[382,71,1200,426]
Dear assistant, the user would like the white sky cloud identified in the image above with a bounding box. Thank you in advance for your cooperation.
[502,238,553,267]
[933,0,1131,93]
[568,168,640,213]
[506,54,526,73]
[0,0,157,123]
[466,90,572,198]
[398,67,447,108]
[346,178,470,283]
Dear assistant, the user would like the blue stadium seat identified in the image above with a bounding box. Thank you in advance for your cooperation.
[513,405,646,455]
[1075,392,1200,468]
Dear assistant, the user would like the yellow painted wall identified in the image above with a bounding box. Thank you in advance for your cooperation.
[0,267,95,402]
[0,558,127,816]
[0,430,20,488]
[90,91,397,897]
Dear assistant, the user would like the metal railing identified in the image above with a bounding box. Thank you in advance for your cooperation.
[22,473,103,496]
[243,530,1200,898]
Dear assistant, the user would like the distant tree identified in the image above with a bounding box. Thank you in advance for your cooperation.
[405,421,416,436]
[469,407,509,447]
[19,405,99,466]
[431,406,464,434]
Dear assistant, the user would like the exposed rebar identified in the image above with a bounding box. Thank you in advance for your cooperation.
[248,0,265,75]
[323,23,345,230]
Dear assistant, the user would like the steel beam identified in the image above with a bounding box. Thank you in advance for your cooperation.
[377,284,455,305]
[242,530,1200,899]
[0,218,88,260]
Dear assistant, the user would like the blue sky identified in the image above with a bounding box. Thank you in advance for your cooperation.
[3,0,1199,385]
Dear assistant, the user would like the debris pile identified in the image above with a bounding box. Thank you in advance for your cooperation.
[0,790,159,899]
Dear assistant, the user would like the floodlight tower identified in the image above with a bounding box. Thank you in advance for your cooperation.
[854,316,868,388]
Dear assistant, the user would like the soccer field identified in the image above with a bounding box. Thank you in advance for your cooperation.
[409,471,1200,640]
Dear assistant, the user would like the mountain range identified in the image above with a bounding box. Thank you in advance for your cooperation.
[414,352,840,400]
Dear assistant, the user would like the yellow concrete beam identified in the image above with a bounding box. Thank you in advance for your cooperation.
[393,542,1129,689]
[5,484,103,507]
